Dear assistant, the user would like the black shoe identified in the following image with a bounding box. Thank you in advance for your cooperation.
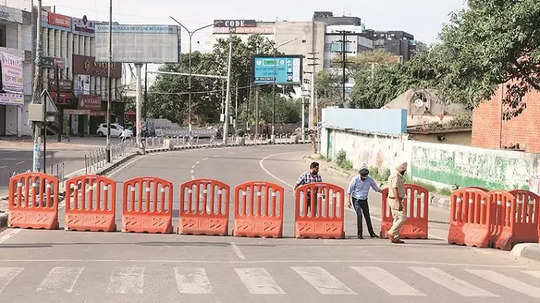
[370,234,379,238]
[357,235,364,239]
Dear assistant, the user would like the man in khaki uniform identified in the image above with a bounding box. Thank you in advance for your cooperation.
[387,161,408,244]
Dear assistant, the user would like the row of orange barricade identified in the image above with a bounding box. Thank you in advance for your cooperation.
[448,187,540,250]
[7,172,348,239]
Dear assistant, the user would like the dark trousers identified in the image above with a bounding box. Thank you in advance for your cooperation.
[306,191,318,216]
[352,197,375,236]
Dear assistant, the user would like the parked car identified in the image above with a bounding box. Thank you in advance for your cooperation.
[96,123,132,138]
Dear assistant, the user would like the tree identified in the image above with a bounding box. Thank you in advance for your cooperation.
[350,63,410,109]
[420,0,540,118]
[147,34,277,125]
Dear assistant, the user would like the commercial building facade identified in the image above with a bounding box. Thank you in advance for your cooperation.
[39,8,122,136]
[0,3,32,136]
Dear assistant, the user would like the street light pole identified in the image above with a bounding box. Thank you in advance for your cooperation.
[169,17,212,135]
[106,0,112,162]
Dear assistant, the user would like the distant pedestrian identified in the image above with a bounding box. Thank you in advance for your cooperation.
[387,161,408,244]
[295,161,322,215]
[347,163,381,239]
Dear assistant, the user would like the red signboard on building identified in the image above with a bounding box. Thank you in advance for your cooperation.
[48,12,71,28]
[78,94,101,110]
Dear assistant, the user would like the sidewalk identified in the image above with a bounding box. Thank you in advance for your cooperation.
[0,136,123,151]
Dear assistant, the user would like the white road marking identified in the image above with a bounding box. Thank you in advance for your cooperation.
[202,157,209,161]
[0,259,529,268]
[15,161,24,165]
[258,152,295,189]
[196,161,200,165]
[352,266,425,296]
[0,166,7,169]
[190,169,194,174]
[107,156,144,178]
[36,267,84,293]
[524,271,540,279]
[106,266,145,294]
[174,267,212,294]
[410,267,496,297]
[467,269,540,298]
[235,268,285,294]
[0,267,23,293]
[0,229,21,244]
[292,266,356,295]
[231,242,246,260]
[470,247,493,255]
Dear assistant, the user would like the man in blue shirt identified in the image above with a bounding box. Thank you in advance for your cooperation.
[347,163,381,239]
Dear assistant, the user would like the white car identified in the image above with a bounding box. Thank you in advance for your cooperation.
[96,123,132,138]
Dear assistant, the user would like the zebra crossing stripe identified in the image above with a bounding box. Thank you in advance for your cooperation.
[106,266,145,294]
[523,271,540,279]
[36,267,84,293]
[235,268,285,295]
[352,266,425,296]
[292,266,356,295]
[174,267,212,294]
[410,267,497,297]
[467,269,540,298]
[0,267,23,294]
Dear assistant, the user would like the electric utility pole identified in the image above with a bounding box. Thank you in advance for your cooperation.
[336,30,353,105]
[106,0,112,162]
[32,0,43,172]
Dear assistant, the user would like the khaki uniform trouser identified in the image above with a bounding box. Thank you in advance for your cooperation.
[388,198,408,238]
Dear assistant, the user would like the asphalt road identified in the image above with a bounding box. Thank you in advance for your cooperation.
[0,144,539,303]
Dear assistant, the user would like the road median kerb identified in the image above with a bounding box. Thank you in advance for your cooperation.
[511,243,540,262]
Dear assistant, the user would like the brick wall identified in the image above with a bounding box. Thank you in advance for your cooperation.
[472,85,540,153]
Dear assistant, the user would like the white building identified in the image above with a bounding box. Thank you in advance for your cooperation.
[0,1,32,136]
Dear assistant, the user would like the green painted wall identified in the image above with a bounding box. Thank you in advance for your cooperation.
[411,144,533,190]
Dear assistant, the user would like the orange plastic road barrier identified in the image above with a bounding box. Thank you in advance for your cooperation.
[122,176,173,233]
[295,182,344,239]
[233,181,284,238]
[490,190,540,250]
[65,175,116,232]
[8,172,59,229]
[380,184,429,239]
[448,188,492,247]
[178,179,229,236]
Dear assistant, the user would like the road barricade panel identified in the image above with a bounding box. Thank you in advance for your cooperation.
[509,190,540,244]
[65,175,116,232]
[233,181,284,238]
[295,182,344,239]
[178,179,229,236]
[489,190,519,250]
[448,188,492,247]
[122,176,173,234]
[8,172,59,230]
[380,184,429,239]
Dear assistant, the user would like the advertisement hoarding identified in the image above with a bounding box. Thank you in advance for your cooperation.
[1,51,23,94]
[213,20,256,28]
[78,94,101,110]
[74,74,90,96]
[253,56,303,85]
[72,15,95,36]
[94,24,180,63]
[72,54,121,78]
[48,12,71,28]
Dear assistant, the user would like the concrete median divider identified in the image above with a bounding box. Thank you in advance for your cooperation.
[295,182,345,239]
[8,172,59,230]
[233,181,284,238]
[178,179,229,236]
[122,176,173,234]
[65,175,116,232]
[380,184,429,239]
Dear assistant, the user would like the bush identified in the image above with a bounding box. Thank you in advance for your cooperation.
[335,150,353,170]
[381,168,391,181]
[369,166,381,180]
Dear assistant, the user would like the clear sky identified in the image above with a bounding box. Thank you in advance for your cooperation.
[42,0,468,53]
